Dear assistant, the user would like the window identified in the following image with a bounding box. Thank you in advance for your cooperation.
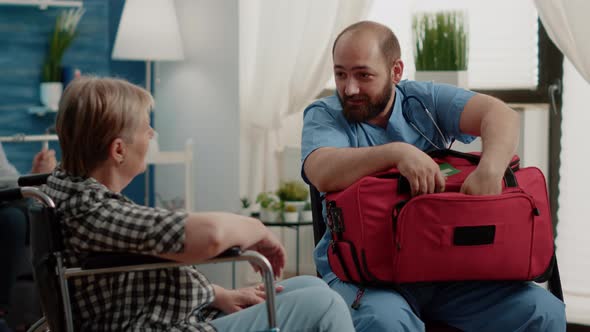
[326,0,540,91]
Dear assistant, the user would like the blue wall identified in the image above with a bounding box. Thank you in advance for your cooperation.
[0,0,150,203]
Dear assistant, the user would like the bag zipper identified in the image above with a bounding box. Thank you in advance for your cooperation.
[391,200,407,251]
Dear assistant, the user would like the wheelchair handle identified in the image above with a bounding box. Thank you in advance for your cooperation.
[18,173,50,187]
[0,187,23,202]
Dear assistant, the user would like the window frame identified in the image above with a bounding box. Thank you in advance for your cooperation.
[476,21,563,231]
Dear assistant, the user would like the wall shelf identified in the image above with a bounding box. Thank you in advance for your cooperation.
[0,0,82,10]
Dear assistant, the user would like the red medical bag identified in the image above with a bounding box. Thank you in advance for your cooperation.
[325,150,555,285]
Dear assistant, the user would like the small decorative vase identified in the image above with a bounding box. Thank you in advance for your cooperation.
[284,201,306,212]
[283,212,299,223]
[415,70,468,88]
[40,82,63,111]
[260,209,280,222]
[239,208,251,217]
[300,210,313,222]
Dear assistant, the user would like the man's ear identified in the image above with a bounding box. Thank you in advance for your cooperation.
[391,59,404,84]
[110,138,127,165]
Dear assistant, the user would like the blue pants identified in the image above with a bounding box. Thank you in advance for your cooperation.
[329,278,565,332]
[211,276,355,332]
[0,205,27,311]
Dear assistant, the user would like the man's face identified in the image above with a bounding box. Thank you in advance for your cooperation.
[333,33,395,123]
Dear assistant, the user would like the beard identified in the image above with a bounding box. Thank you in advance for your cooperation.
[339,82,393,123]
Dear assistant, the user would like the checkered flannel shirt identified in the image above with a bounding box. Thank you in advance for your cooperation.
[43,169,219,331]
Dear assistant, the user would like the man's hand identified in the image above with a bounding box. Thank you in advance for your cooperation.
[211,284,284,314]
[460,165,504,195]
[31,147,56,174]
[396,144,445,196]
[247,229,286,278]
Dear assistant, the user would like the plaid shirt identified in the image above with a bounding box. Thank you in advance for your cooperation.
[43,169,219,331]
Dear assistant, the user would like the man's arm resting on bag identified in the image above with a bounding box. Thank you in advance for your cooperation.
[459,93,520,195]
[304,142,445,195]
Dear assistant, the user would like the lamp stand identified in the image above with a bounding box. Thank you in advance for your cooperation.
[144,60,152,206]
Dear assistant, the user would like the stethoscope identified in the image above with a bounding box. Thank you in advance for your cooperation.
[398,85,452,150]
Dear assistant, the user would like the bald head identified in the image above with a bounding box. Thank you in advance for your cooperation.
[332,21,401,68]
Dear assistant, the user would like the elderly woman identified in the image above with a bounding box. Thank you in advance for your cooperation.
[43,77,353,332]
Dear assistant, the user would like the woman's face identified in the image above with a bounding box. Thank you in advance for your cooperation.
[123,111,154,178]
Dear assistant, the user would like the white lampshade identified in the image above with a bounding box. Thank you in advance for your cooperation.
[112,0,184,61]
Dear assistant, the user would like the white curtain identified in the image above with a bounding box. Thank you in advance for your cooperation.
[535,0,590,83]
[535,0,590,325]
[239,0,372,199]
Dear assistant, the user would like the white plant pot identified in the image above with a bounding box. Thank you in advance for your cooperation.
[239,208,251,217]
[284,201,306,212]
[300,210,313,222]
[40,82,63,111]
[283,212,299,223]
[415,70,468,88]
[260,209,280,222]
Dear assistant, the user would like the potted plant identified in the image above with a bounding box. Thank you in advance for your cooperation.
[413,10,469,87]
[41,8,85,111]
[239,196,251,216]
[256,192,281,222]
[300,201,313,222]
[276,181,309,211]
[283,204,299,223]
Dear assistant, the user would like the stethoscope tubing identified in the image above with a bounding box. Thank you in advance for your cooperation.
[399,86,451,150]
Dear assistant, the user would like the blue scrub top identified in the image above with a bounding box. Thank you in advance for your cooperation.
[300,79,476,283]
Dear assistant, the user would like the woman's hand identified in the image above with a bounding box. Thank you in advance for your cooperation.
[31,147,56,174]
[247,229,286,278]
[211,284,284,314]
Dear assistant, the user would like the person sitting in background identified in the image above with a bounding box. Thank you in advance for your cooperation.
[0,144,56,332]
[42,76,355,332]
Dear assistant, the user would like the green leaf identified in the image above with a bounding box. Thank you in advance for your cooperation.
[42,9,84,82]
[412,11,468,71]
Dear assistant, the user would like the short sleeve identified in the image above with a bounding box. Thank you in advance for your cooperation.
[300,104,351,183]
[431,83,477,144]
[0,143,19,178]
[67,199,188,255]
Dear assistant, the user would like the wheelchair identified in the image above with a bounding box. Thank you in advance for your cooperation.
[309,185,564,332]
[0,174,279,332]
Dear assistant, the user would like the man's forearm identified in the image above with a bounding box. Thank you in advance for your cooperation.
[479,103,520,175]
[304,142,409,192]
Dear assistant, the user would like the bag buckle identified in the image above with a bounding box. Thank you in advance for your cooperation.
[327,201,344,233]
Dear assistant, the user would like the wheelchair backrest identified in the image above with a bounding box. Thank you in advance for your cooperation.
[309,185,326,247]
[29,202,66,332]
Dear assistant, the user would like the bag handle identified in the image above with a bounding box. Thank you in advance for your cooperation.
[373,149,518,190]
[429,149,518,187]
[395,150,519,194]
[428,149,482,164]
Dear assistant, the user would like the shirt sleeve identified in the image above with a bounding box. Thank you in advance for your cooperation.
[68,199,188,255]
[0,143,20,178]
[431,83,477,144]
[300,104,351,183]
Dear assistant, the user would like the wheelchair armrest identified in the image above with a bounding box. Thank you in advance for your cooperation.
[81,246,242,269]
[65,248,278,329]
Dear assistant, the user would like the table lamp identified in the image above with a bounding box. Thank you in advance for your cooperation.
[112,0,184,205]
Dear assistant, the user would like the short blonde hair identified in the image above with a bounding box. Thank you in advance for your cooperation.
[56,76,154,176]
